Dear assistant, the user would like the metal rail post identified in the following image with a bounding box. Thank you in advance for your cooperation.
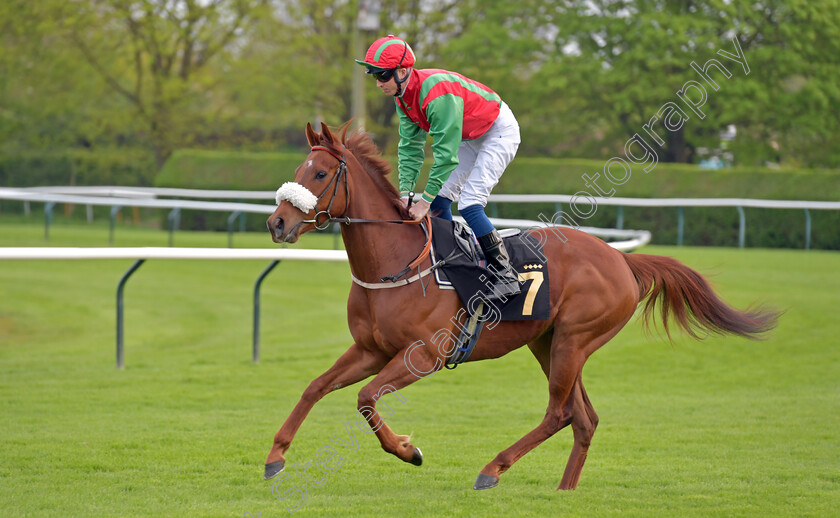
[804,208,811,250]
[253,260,280,363]
[167,208,181,247]
[44,202,56,241]
[677,206,685,246]
[227,210,242,248]
[116,259,146,369]
[109,206,122,246]
[332,223,341,250]
[737,206,746,249]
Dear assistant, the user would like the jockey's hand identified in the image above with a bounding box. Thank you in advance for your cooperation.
[408,198,431,221]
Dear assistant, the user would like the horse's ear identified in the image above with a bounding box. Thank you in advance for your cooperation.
[320,121,334,145]
[339,120,353,144]
[305,122,319,147]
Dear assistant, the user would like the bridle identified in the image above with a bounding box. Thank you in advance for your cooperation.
[296,145,434,284]
[302,145,426,228]
[300,145,350,230]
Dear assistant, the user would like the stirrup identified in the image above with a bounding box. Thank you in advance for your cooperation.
[481,270,521,300]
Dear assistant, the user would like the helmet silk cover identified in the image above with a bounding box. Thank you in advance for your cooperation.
[355,35,415,70]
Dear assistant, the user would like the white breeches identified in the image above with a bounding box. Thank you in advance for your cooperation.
[437,101,521,209]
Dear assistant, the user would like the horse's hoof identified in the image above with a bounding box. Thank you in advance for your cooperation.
[473,473,499,490]
[410,447,423,466]
[264,460,285,480]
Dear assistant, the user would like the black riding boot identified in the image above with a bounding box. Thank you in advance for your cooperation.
[477,230,521,299]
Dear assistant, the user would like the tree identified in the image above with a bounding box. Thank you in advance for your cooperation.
[0,0,135,152]
[61,0,269,167]
[518,0,840,166]
[3,0,838,172]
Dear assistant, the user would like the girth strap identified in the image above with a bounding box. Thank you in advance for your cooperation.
[350,265,437,289]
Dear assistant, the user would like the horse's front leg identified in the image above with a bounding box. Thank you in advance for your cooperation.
[356,349,441,466]
[265,343,387,479]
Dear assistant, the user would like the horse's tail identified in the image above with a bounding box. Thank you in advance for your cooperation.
[622,252,780,340]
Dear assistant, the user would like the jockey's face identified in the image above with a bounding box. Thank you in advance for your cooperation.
[376,68,409,96]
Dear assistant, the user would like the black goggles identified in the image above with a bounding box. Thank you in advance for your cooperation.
[366,67,396,82]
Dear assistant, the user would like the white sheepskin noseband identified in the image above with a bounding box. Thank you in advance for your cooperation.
[275,182,318,212]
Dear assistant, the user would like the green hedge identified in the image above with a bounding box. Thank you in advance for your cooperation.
[9,147,836,248]
[156,150,840,201]
[493,158,840,250]
[0,148,158,222]
[0,148,157,188]
[499,158,840,201]
[155,149,307,190]
[154,149,311,231]
[487,203,840,250]
[155,149,840,248]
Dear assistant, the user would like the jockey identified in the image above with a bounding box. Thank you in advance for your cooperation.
[355,35,522,299]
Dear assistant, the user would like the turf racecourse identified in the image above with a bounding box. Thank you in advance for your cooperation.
[1,219,838,517]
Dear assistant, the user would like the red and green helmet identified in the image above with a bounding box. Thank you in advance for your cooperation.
[354,35,416,71]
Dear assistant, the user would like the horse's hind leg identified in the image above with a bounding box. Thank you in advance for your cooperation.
[476,316,628,490]
[474,332,584,490]
[526,332,552,378]
[558,377,598,490]
[528,334,599,489]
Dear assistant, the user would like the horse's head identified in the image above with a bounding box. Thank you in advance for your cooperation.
[267,122,351,243]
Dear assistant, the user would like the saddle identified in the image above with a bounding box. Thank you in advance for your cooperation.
[428,217,551,322]
[424,218,550,368]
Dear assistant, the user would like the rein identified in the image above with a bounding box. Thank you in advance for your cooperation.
[303,145,433,286]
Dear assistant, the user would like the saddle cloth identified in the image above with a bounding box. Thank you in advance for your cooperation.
[428,217,550,321]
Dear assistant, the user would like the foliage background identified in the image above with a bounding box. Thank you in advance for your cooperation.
[1,1,839,249]
[2,0,839,172]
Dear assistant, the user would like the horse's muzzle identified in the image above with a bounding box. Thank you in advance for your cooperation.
[267,215,286,243]
[267,215,301,243]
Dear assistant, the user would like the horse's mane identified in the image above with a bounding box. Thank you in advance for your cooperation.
[318,126,409,218]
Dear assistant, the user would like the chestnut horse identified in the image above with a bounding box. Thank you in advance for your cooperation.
[265,122,778,491]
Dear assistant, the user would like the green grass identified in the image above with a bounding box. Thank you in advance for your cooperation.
[1,220,838,517]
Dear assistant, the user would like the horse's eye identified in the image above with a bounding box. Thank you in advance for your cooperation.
[315,170,327,180]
